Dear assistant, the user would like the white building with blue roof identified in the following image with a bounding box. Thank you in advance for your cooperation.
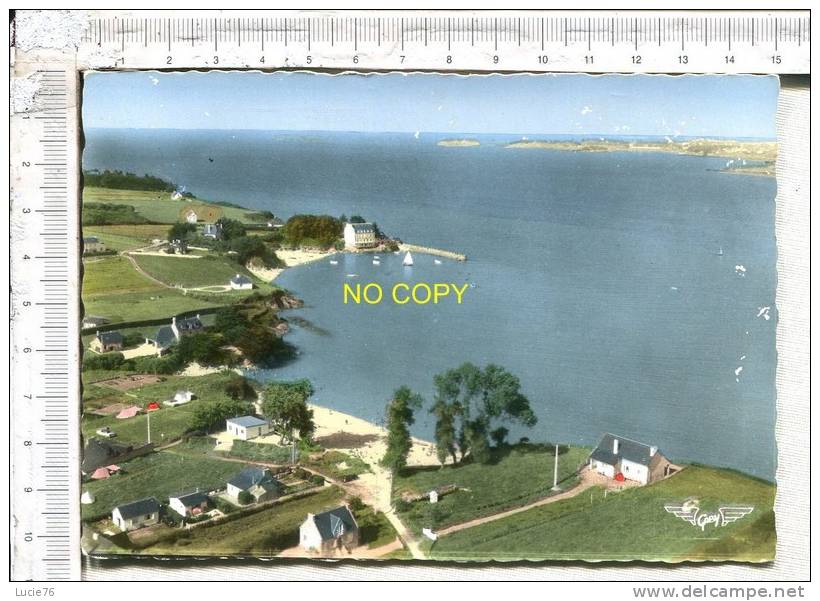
[226,415,270,440]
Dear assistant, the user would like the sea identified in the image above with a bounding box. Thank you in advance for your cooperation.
[83,129,778,480]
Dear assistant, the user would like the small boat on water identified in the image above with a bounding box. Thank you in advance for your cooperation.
[434,259,442,265]
[329,260,339,265]
[346,273,358,278]
[403,252,414,267]
[372,259,381,265]
[716,246,724,256]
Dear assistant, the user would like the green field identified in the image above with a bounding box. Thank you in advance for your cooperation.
[82,372,241,444]
[139,486,346,555]
[84,224,171,251]
[226,440,296,464]
[304,450,371,480]
[429,466,776,562]
[394,445,589,533]
[82,288,224,324]
[83,187,261,224]
[132,254,266,290]
[82,451,248,521]
[82,256,162,297]
[354,506,399,549]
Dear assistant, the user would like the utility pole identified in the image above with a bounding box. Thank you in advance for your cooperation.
[147,410,151,444]
[551,443,561,491]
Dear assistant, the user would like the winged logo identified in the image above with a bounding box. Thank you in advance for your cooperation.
[664,499,754,531]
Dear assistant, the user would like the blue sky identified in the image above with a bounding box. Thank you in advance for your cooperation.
[84,71,778,138]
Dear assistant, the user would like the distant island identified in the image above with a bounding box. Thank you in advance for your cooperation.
[505,138,777,175]
[437,138,481,147]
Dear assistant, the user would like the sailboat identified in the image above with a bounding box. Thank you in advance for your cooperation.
[716,246,724,256]
[403,252,414,267]
[414,131,420,140]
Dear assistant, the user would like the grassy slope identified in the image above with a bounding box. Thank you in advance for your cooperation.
[84,224,171,251]
[140,486,346,556]
[132,254,267,289]
[82,289,223,324]
[83,187,257,224]
[394,445,589,533]
[81,451,248,521]
[430,465,775,562]
[82,256,162,296]
[82,372,241,445]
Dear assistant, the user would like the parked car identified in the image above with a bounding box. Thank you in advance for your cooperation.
[96,426,117,438]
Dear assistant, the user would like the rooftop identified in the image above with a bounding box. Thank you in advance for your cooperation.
[114,497,160,520]
[310,506,358,540]
[227,415,268,428]
[589,433,664,467]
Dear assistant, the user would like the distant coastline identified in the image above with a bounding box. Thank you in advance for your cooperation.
[437,138,481,147]
[504,137,777,166]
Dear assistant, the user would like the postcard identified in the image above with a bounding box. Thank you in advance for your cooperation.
[78,71,778,563]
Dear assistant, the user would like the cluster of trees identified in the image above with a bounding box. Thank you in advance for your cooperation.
[167,218,282,268]
[190,397,254,433]
[213,303,295,366]
[83,170,176,192]
[380,363,537,472]
[283,214,343,248]
[261,379,315,443]
[83,203,149,225]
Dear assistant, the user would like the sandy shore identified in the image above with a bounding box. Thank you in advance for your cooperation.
[277,248,336,268]
[308,403,441,512]
[246,263,284,283]
[179,362,243,377]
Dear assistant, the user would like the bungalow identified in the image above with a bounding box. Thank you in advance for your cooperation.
[343,222,377,250]
[168,491,210,518]
[83,236,106,254]
[299,505,359,553]
[90,330,123,353]
[112,497,161,532]
[229,273,254,290]
[226,415,270,440]
[146,325,176,355]
[226,467,282,504]
[588,433,675,485]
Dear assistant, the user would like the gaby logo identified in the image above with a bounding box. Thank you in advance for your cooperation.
[664,499,754,531]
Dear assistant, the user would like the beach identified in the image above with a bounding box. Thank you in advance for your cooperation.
[248,248,336,283]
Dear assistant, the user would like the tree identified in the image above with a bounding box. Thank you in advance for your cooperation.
[168,221,196,242]
[261,380,315,443]
[190,398,253,433]
[431,399,457,465]
[237,490,253,505]
[224,375,257,401]
[380,386,423,473]
[430,363,537,465]
[216,218,246,241]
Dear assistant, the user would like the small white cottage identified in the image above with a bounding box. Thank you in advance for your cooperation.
[226,415,269,440]
[111,497,160,531]
[229,274,254,290]
[168,491,210,518]
[588,433,675,485]
[300,505,359,553]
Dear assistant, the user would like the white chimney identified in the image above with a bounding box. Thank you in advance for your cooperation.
[650,446,657,457]
[612,438,619,454]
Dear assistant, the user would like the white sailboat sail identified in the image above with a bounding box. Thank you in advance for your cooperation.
[403,251,414,266]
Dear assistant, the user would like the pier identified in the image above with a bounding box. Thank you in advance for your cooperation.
[399,243,467,262]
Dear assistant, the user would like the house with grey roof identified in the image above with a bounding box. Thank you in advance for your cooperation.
[83,236,106,254]
[588,433,675,485]
[145,325,176,355]
[343,222,377,249]
[172,314,204,338]
[202,222,223,240]
[226,467,282,504]
[112,497,161,531]
[299,505,359,553]
[168,491,210,518]
[91,330,123,353]
[229,273,254,290]
[226,415,270,440]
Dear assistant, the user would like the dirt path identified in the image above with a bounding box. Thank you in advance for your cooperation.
[435,469,598,538]
[122,252,173,289]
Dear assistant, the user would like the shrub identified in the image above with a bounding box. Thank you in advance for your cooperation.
[237,490,253,505]
[309,474,325,487]
[394,499,411,513]
[348,496,365,512]
[82,351,125,370]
